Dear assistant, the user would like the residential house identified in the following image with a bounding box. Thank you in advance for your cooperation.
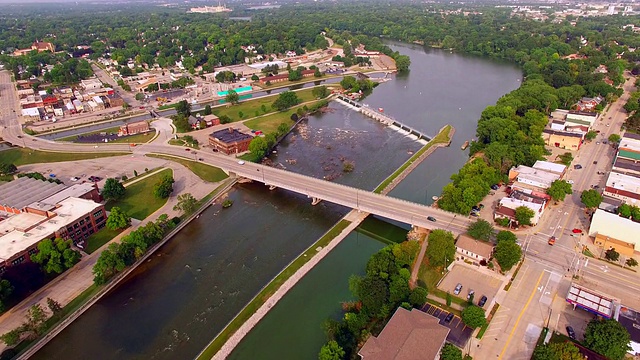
[588,209,639,256]
[358,307,449,360]
[455,234,493,264]
[209,128,253,155]
[603,172,640,205]
[203,114,220,127]
[496,197,544,225]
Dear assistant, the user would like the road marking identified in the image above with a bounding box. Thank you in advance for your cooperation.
[498,271,544,360]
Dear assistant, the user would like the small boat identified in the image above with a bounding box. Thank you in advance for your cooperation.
[432,196,439,201]
[461,141,469,150]
[378,108,384,113]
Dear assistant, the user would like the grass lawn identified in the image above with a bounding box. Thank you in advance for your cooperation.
[243,108,298,133]
[196,219,351,360]
[105,168,172,220]
[213,87,319,123]
[146,154,228,183]
[168,138,200,150]
[255,75,340,90]
[2,148,125,166]
[418,262,467,306]
[85,227,124,254]
[374,125,452,193]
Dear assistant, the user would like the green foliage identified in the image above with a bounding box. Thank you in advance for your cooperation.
[340,76,357,90]
[583,319,631,360]
[0,279,13,313]
[0,328,21,346]
[251,74,259,81]
[495,235,522,271]
[153,174,174,199]
[425,229,456,268]
[204,104,212,115]
[467,219,494,241]
[437,159,501,215]
[605,248,620,262]
[175,100,191,117]
[135,93,145,101]
[461,305,487,328]
[30,238,81,274]
[514,206,535,226]
[102,178,126,201]
[533,342,584,360]
[446,292,452,306]
[558,152,574,166]
[312,85,329,99]
[496,230,517,244]
[46,297,62,318]
[547,180,572,202]
[626,258,638,267]
[106,206,131,230]
[272,91,300,111]
[318,340,345,360]
[225,89,240,105]
[581,189,603,209]
[395,55,411,72]
[608,133,621,144]
[440,343,463,360]
[173,193,198,214]
[408,286,428,307]
[248,136,269,160]
[585,130,598,141]
[0,163,17,176]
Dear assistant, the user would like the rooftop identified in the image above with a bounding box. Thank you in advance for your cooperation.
[543,128,585,138]
[0,197,101,262]
[605,171,640,194]
[499,197,543,213]
[456,234,494,259]
[512,165,561,188]
[614,157,640,173]
[532,160,566,175]
[588,209,640,246]
[0,177,67,210]
[358,307,449,360]
[28,183,97,211]
[210,128,253,144]
[619,134,640,154]
[618,306,640,349]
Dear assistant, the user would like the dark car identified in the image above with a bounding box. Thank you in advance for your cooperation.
[566,326,576,340]
[593,160,598,165]
[472,206,480,211]
[574,164,583,169]
[490,184,499,190]
[427,216,436,222]
[478,295,488,307]
[444,313,455,323]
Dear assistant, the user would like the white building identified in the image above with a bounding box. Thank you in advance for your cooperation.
[588,209,640,254]
[604,172,640,205]
[509,165,561,190]
[499,197,544,225]
[532,160,567,177]
[455,234,494,264]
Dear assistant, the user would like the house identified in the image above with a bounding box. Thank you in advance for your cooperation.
[588,209,640,256]
[12,41,55,56]
[119,121,150,136]
[209,128,253,155]
[358,307,449,360]
[202,114,220,127]
[72,99,84,112]
[188,116,201,129]
[455,234,493,264]
[603,172,640,205]
[573,96,603,112]
[496,197,544,225]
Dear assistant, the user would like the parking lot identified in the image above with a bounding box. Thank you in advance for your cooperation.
[553,302,594,342]
[421,303,473,348]
[438,264,504,309]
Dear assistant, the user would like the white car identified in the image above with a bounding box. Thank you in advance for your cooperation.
[567,180,574,185]
[237,161,245,165]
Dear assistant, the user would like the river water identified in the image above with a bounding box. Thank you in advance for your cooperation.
[32,43,521,360]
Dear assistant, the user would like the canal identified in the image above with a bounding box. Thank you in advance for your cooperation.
[32,43,521,360]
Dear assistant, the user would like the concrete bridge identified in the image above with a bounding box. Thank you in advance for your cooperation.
[335,95,432,141]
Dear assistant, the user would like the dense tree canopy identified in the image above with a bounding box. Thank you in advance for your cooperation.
[547,180,572,202]
[101,178,126,201]
[31,238,80,274]
[461,305,487,328]
[583,319,631,360]
[425,230,456,268]
[106,206,131,230]
[495,235,522,271]
[467,219,494,241]
[581,189,603,209]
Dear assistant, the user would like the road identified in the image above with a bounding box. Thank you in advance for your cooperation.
[90,63,140,107]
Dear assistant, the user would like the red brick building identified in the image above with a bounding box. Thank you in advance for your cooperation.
[209,128,253,155]
[119,121,150,136]
[259,69,316,84]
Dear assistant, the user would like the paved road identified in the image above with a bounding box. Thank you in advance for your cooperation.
[90,63,140,108]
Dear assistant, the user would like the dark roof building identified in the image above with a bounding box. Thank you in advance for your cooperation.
[618,306,640,355]
[0,177,67,214]
[358,307,450,360]
[209,127,253,155]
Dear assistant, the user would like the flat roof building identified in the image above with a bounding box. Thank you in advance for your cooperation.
[604,171,640,205]
[618,133,640,161]
[613,157,640,178]
[532,160,567,177]
[588,209,640,255]
[498,197,543,225]
[508,165,561,190]
[209,128,253,155]
[618,306,640,356]
[0,177,67,214]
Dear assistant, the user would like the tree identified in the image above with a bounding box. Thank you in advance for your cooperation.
[175,100,191,117]
[46,297,62,317]
[0,163,17,175]
[101,178,126,201]
[318,340,345,360]
[558,152,574,166]
[585,130,598,141]
[0,328,21,346]
[225,89,239,105]
[249,136,269,159]
[533,342,583,360]
[312,85,329,99]
[203,104,212,115]
[515,206,535,226]
[31,238,81,274]
[395,55,411,72]
[135,93,145,101]
[608,133,621,144]
[251,74,259,81]
[440,343,463,360]
[0,279,13,312]
[173,193,198,214]
[495,237,522,271]
[272,91,300,111]
[581,189,603,209]
[605,248,620,262]
[583,318,631,360]
[461,305,486,328]
[153,174,174,199]
[408,286,428,307]
[496,230,517,244]
[25,303,48,337]
[467,219,494,241]
[626,258,638,267]
[619,203,632,218]
[547,180,572,202]
[352,275,388,316]
[425,230,456,268]
[106,206,131,230]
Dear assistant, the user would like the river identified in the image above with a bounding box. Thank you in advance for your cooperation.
[31,43,521,360]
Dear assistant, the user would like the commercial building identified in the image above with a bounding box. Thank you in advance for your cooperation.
[358,307,449,360]
[259,69,316,84]
[209,128,253,155]
[80,79,103,91]
[508,165,561,191]
[455,234,493,264]
[542,129,584,150]
[532,160,567,178]
[618,306,640,355]
[588,209,640,256]
[566,283,618,319]
[612,157,640,178]
[119,121,150,136]
[0,178,100,215]
[603,171,640,205]
[0,197,106,271]
[496,197,544,225]
[617,133,640,162]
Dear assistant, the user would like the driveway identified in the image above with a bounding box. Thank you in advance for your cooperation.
[438,263,504,309]
[421,303,474,348]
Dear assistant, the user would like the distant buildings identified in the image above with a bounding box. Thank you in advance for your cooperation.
[209,128,253,155]
[189,5,232,13]
[12,41,55,56]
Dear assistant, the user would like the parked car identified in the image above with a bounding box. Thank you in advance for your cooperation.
[454,283,462,295]
[596,141,600,145]
[566,326,576,340]
[490,184,499,190]
[548,236,556,245]
[445,313,455,323]
[472,206,480,211]
[567,180,574,185]
[478,295,488,307]
[467,289,475,300]
[593,161,598,165]
[185,148,191,151]
[238,160,245,165]
[479,204,485,209]
[574,164,583,170]
[427,216,436,222]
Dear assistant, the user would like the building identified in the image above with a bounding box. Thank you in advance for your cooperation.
[0,197,106,270]
[613,157,640,178]
[119,121,150,136]
[509,188,549,206]
[0,177,67,214]
[603,172,640,205]
[617,133,640,162]
[80,79,103,91]
[566,283,617,319]
[12,41,55,56]
[259,69,316,84]
[105,94,124,108]
[588,209,640,256]
[508,165,561,191]
[532,160,567,178]
[21,108,41,120]
[617,306,640,355]
[358,307,449,360]
[455,234,493,264]
[203,114,220,127]
[496,197,544,225]
[209,128,253,155]
[542,129,584,150]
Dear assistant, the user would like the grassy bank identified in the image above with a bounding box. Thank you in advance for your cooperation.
[374,125,452,193]
[146,154,228,183]
[85,227,124,254]
[2,148,125,166]
[105,168,172,220]
[418,264,467,306]
[196,219,352,360]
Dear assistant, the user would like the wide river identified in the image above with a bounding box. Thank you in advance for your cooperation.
[32,43,521,360]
